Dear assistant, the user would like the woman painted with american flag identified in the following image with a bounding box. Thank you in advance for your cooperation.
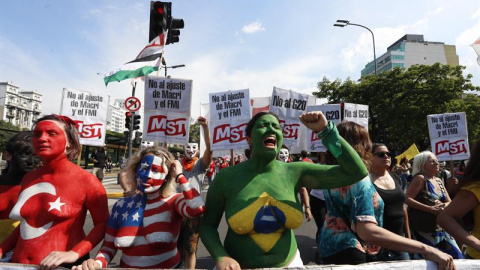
[73,146,205,269]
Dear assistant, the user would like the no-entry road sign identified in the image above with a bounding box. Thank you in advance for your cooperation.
[125,96,141,112]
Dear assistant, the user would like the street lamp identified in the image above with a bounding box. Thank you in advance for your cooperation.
[334,20,377,76]
[163,64,186,77]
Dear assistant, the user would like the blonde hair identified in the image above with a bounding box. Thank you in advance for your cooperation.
[124,146,176,197]
[411,151,435,176]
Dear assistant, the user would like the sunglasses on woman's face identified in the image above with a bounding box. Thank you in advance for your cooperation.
[373,151,392,158]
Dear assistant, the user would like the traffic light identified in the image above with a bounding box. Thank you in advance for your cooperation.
[149,1,168,42]
[133,114,141,130]
[134,131,143,145]
[166,17,184,45]
[125,112,132,129]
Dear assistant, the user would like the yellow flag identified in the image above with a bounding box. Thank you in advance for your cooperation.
[395,144,420,164]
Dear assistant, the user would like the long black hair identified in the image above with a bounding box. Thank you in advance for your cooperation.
[460,139,480,187]
[2,131,35,175]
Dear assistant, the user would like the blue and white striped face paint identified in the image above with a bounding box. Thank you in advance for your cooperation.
[136,155,169,194]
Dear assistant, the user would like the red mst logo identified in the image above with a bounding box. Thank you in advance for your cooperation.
[213,123,247,144]
[147,115,187,136]
[74,120,103,138]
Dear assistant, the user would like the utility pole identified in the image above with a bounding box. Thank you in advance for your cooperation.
[127,82,136,158]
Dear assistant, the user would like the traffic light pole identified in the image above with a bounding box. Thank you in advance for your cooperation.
[127,82,136,159]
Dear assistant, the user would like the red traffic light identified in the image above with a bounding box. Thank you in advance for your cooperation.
[153,1,164,14]
[125,111,132,117]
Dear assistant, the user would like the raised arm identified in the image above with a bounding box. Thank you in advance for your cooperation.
[298,112,368,189]
[198,116,213,168]
[175,174,205,218]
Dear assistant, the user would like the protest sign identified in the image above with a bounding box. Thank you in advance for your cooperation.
[143,76,192,143]
[343,103,369,131]
[269,87,312,148]
[60,88,108,146]
[209,89,251,151]
[251,96,270,116]
[270,87,309,119]
[427,112,470,161]
[307,104,342,152]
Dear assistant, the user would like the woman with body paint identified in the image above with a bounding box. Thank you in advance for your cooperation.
[0,114,109,270]
[199,111,368,269]
[73,146,205,269]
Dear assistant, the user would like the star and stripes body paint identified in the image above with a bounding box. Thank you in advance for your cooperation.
[94,154,205,269]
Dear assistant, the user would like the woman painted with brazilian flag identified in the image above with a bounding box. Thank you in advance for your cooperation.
[199,111,368,269]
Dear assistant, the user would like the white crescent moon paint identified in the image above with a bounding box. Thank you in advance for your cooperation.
[10,182,56,240]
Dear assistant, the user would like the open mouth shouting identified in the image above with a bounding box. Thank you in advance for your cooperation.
[263,135,277,149]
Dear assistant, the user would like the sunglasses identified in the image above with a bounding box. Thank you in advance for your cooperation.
[373,151,392,158]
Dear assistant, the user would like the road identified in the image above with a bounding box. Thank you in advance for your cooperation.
[84,174,319,268]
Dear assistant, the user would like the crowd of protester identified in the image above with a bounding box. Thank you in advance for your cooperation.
[0,112,478,270]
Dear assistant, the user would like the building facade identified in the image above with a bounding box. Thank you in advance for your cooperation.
[0,82,42,129]
[361,34,459,77]
[107,100,128,133]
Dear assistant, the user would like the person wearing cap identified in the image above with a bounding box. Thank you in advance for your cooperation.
[90,145,107,182]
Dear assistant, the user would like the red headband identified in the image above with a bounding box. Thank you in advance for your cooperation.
[54,114,77,128]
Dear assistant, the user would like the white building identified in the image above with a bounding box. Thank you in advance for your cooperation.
[0,82,42,129]
[107,100,128,133]
[361,34,459,77]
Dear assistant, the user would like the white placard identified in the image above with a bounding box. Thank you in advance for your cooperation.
[209,89,251,151]
[307,104,342,152]
[144,76,192,144]
[269,87,312,148]
[251,96,270,116]
[343,103,369,131]
[270,86,309,119]
[427,112,470,161]
[60,88,108,146]
[143,111,190,143]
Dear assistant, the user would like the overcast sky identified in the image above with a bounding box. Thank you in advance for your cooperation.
[1,0,479,118]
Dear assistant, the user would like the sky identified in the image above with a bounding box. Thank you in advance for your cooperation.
[1,0,479,119]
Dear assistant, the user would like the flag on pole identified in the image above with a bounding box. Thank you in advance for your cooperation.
[395,143,420,164]
[104,33,166,86]
[472,37,480,66]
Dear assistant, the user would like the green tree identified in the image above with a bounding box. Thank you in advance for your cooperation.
[313,64,480,152]
[189,121,200,143]
[446,94,480,145]
[0,120,21,152]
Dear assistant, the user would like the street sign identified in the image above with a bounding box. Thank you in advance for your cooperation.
[125,96,141,112]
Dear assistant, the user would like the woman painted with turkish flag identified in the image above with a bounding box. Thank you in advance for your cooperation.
[0,114,108,269]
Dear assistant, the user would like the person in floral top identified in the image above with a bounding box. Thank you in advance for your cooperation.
[319,121,455,270]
